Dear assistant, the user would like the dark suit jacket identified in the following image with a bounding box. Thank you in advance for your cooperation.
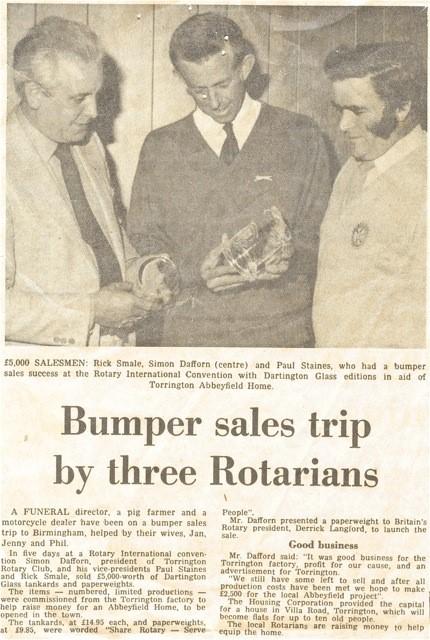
[128,103,335,347]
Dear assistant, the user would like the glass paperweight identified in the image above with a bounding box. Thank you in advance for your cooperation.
[133,255,180,305]
[222,206,294,281]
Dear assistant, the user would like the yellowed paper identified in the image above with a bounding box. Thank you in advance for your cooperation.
[2,3,428,639]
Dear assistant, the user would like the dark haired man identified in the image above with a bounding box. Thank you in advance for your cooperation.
[313,42,426,347]
[128,12,335,347]
[7,17,171,346]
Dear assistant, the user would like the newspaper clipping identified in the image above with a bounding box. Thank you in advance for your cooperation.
[2,2,428,639]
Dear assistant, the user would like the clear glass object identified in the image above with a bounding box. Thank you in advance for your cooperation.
[222,206,294,281]
[133,255,180,305]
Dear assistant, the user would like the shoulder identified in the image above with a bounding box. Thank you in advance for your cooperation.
[393,136,426,208]
[330,157,356,190]
[257,103,330,162]
[7,108,27,154]
[258,104,337,176]
[7,108,20,134]
[134,114,196,174]
[405,130,426,175]
[7,110,34,183]
[259,103,323,137]
[143,114,195,150]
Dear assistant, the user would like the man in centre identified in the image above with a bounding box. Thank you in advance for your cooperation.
[128,12,335,347]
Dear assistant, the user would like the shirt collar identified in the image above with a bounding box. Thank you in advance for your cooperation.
[17,106,58,163]
[373,125,425,175]
[193,93,261,156]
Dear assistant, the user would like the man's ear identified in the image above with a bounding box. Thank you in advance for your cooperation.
[23,82,43,110]
[239,54,255,82]
[396,100,412,123]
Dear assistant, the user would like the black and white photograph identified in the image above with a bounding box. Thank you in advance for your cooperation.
[1,6,429,639]
[5,4,428,349]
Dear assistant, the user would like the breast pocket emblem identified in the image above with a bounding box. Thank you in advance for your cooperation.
[352,222,369,247]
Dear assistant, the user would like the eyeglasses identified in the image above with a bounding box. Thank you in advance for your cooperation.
[187,79,234,101]
[188,88,209,100]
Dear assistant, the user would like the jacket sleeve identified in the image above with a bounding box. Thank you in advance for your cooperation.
[290,125,338,291]
[5,202,93,346]
[127,133,174,257]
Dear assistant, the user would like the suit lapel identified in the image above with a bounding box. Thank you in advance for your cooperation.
[74,139,125,276]
[7,112,89,247]
[7,112,125,279]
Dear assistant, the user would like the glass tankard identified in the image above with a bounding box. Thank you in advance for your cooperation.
[222,206,294,281]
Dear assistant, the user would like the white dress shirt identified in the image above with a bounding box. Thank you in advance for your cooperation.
[193,93,262,157]
[363,125,425,187]
[17,107,78,206]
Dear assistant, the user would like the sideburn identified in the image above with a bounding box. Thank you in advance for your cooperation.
[368,105,398,139]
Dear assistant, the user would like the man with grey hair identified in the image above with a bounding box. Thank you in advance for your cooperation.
[7,16,172,346]
[313,42,426,348]
[128,12,335,347]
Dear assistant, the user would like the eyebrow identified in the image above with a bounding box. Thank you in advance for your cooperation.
[69,89,101,100]
[191,77,231,90]
[331,100,367,112]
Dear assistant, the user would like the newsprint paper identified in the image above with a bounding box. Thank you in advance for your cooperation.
[1,2,428,640]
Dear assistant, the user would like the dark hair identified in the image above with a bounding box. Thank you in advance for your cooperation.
[13,16,102,98]
[169,12,268,99]
[324,42,426,127]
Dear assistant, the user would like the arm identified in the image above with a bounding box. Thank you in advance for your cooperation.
[5,207,93,346]
[290,126,338,291]
[6,201,160,345]
[127,134,173,257]
[125,135,180,310]
[93,132,174,312]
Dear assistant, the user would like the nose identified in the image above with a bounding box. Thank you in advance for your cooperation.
[339,109,356,132]
[207,88,221,110]
[83,94,98,120]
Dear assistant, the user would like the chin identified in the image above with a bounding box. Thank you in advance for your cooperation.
[205,107,234,123]
[209,114,229,124]
[351,144,368,161]
[67,130,91,145]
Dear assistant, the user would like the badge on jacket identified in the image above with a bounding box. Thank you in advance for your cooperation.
[352,222,369,247]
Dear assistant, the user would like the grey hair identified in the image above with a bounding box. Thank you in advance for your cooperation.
[13,16,103,98]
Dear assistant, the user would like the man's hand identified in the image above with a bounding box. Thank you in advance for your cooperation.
[201,243,249,291]
[92,282,152,329]
[201,238,287,293]
[264,255,290,275]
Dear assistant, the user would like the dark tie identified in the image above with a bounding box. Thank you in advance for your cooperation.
[54,143,122,287]
[220,122,239,165]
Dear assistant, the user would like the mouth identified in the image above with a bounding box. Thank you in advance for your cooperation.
[212,107,230,115]
[75,120,93,128]
[71,123,93,139]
